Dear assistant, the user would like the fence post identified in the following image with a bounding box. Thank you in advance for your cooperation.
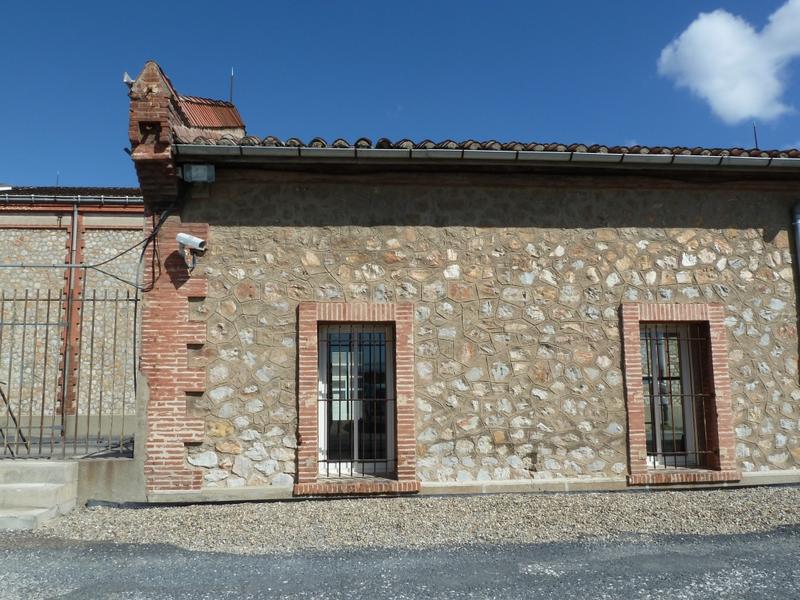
[58,207,85,420]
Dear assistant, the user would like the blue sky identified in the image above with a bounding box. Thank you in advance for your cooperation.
[1,1,799,187]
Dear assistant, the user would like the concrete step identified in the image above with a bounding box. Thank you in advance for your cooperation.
[0,482,76,510]
[0,506,58,530]
[0,461,78,485]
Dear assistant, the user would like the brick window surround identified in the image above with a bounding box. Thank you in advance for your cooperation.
[294,302,420,496]
[621,303,740,486]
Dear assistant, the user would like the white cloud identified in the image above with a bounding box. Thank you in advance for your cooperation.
[658,0,800,124]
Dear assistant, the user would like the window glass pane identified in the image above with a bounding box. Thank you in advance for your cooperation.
[328,333,351,421]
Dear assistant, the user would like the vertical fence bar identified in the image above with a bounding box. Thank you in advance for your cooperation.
[38,290,53,456]
[107,290,120,450]
[95,290,109,452]
[119,290,131,442]
[26,290,41,455]
[60,270,76,459]
[15,290,29,457]
[72,272,88,456]
[6,292,19,454]
[3,293,12,452]
[84,289,98,455]
[52,290,66,457]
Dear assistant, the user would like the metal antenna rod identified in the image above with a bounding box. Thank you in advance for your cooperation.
[753,121,759,149]
[229,67,234,103]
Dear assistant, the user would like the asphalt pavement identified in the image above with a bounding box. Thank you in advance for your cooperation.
[1,527,798,599]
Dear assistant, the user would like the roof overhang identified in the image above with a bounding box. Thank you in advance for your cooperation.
[1,193,144,206]
[174,144,800,173]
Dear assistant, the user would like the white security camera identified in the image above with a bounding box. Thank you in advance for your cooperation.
[176,233,206,251]
[176,233,207,271]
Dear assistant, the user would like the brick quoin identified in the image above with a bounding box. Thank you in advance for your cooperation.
[294,301,420,496]
[128,61,246,493]
[139,213,209,493]
[620,302,740,485]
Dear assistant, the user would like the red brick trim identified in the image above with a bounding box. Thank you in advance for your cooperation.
[294,480,421,496]
[294,301,417,496]
[58,212,85,416]
[628,469,740,486]
[620,303,739,485]
[141,213,208,492]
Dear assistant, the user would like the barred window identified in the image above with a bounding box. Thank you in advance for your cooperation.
[317,323,396,477]
[640,323,714,469]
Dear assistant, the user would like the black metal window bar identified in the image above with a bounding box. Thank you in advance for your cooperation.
[0,285,138,459]
[640,322,715,469]
[318,323,396,478]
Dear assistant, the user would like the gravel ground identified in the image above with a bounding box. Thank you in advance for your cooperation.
[28,485,800,555]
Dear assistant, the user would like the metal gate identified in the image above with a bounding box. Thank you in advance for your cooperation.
[0,283,139,458]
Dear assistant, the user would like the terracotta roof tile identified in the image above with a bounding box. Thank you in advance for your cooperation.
[176,95,244,129]
[178,134,800,158]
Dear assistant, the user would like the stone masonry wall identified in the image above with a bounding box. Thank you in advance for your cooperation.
[0,228,69,293]
[0,228,69,427]
[79,229,142,417]
[181,172,800,488]
[0,224,141,426]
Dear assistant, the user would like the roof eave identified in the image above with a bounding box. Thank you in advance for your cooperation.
[0,193,144,205]
[173,144,800,171]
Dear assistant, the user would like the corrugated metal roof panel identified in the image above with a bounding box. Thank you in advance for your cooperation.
[177,95,244,129]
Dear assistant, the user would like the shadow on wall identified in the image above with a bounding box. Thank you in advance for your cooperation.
[165,250,192,289]
[181,173,794,245]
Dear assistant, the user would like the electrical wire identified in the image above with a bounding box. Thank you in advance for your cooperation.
[0,203,175,291]
[68,204,174,291]
[81,202,175,272]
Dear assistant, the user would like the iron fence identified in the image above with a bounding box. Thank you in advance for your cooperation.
[0,286,138,458]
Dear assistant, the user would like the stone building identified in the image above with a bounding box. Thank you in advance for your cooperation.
[122,61,800,501]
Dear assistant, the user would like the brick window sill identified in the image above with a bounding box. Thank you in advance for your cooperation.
[628,469,741,486]
[293,479,421,497]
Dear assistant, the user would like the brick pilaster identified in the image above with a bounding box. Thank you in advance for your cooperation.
[140,212,208,492]
[621,303,647,475]
[57,212,85,416]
